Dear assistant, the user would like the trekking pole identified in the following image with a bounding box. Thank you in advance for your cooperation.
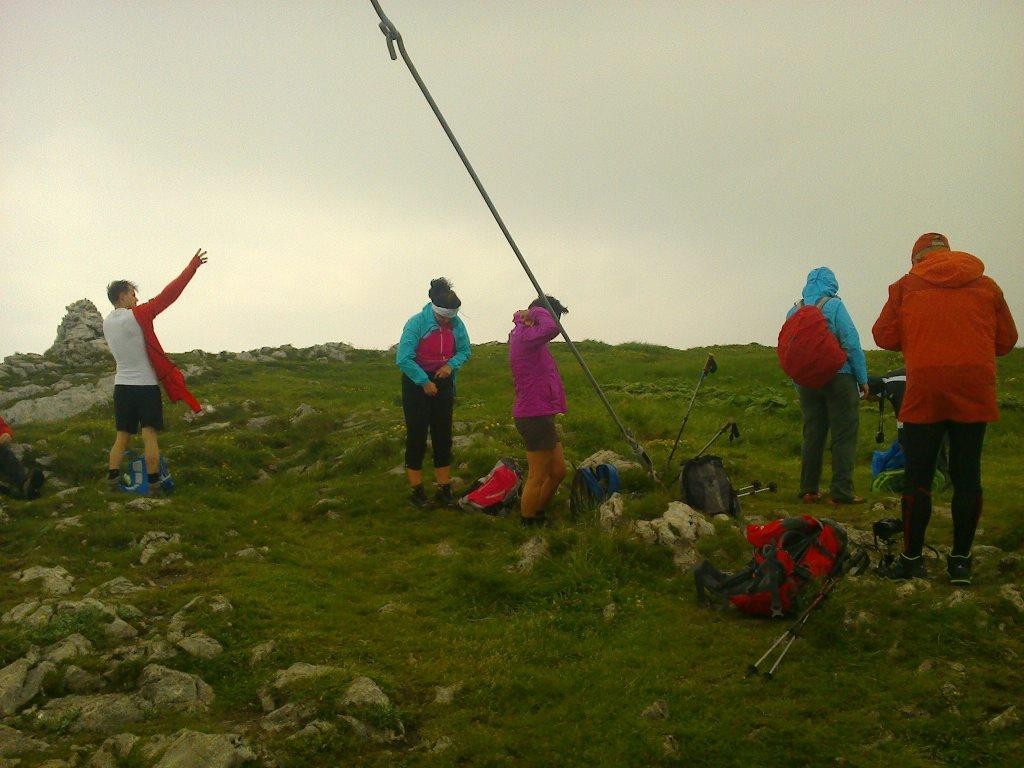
[692,420,739,460]
[367,0,656,478]
[746,577,838,680]
[735,481,777,499]
[665,354,717,473]
[746,549,869,679]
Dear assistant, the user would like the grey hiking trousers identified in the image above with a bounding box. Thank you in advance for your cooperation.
[797,373,861,502]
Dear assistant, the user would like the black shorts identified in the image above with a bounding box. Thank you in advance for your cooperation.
[515,416,560,452]
[114,385,164,433]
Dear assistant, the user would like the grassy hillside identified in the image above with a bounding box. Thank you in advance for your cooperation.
[2,343,1022,767]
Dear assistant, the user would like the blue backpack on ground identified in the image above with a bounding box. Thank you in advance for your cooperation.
[119,452,174,495]
[569,463,621,518]
[871,440,905,478]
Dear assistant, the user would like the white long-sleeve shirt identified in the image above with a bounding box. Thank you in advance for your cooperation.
[103,308,158,385]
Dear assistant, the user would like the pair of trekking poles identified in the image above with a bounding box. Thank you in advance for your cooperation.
[745,549,870,679]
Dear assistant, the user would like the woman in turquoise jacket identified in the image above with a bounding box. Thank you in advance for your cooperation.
[396,278,471,508]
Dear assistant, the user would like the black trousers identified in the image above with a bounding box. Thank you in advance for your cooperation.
[901,421,986,557]
[0,444,27,494]
[402,374,454,471]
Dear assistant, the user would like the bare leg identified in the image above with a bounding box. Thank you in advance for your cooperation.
[521,449,552,519]
[140,428,160,475]
[435,466,451,486]
[535,443,567,510]
[406,468,423,488]
[108,432,131,471]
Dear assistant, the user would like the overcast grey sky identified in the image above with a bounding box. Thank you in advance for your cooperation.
[2,1,1021,359]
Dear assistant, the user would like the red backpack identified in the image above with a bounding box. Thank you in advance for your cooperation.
[459,458,522,515]
[776,297,846,388]
[694,515,849,617]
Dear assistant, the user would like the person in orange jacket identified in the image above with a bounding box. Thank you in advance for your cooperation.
[872,233,1018,584]
[103,249,208,494]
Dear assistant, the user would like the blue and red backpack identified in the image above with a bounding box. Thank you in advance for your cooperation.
[459,458,522,515]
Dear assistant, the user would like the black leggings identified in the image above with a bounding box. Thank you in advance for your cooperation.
[402,374,454,471]
[901,421,986,557]
[0,444,27,492]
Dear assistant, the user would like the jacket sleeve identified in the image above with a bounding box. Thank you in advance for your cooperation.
[993,286,1019,356]
[448,319,472,371]
[831,299,868,385]
[396,316,429,386]
[872,282,903,352]
[134,255,203,323]
[514,307,562,347]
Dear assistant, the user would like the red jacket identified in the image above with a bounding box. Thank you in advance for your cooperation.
[132,255,203,413]
[0,416,12,440]
[872,249,1018,424]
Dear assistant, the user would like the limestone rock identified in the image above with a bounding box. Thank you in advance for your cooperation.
[11,565,74,596]
[136,664,214,712]
[0,724,50,757]
[1000,584,1024,613]
[152,730,255,768]
[139,531,181,564]
[250,640,276,668]
[63,665,104,694]
[512,536,548,574]
[177,632,224,660]
[641,700,669,720]
[261,701,317,734]
[578,450,641,472]
[598,494,625,531]
[87,577,144,598]
[341,676,390,708]
[2,600,53,629]
[2,375,114,425]
[273,662,338,690]
[37,693,145,733]
[0,652,57,715]
[44,633,95,663]
[662,502,715,543]
[45,299,107,365]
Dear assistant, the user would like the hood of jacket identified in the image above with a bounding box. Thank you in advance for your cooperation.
[910,250,985,288]
[800,267,840,305]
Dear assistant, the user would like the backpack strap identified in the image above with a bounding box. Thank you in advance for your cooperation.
[594,464,620,495]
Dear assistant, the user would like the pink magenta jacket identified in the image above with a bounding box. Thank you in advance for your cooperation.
[508,306,567,419]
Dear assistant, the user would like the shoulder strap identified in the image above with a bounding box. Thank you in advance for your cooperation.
[814,296,834,310]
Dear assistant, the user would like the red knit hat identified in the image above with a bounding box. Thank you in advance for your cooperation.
[912,232,949,259]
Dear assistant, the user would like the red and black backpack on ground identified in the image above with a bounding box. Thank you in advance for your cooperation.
[694,515,849,617]
[777,297,847,388]
[459,458,522,516]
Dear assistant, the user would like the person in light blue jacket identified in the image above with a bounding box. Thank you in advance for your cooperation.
[786,267,869,505]
[396,278,471,508]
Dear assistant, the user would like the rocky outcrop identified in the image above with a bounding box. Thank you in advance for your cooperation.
[1,375,113,425]
[45,299,109,366]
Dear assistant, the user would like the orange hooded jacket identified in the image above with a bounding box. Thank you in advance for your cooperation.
[872,249,1017,424]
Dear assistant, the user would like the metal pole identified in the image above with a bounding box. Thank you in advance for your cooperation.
[367,0,654,475]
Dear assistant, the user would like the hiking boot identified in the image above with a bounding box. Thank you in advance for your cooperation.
[409,485,430,509]
[434,483,457,508]
[878,553,927,580]
[947,554,972,586]
[800,492,822,504]
[520,511,547,528]
[106,475,122,492]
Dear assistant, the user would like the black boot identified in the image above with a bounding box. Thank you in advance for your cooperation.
[434,483,457,508]
[409,484,430,509]
[878,553,927,580]
[947,553,972,586]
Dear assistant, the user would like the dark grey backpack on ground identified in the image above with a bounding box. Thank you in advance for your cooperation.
[680,455,740,516]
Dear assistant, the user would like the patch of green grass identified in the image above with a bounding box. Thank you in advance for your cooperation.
[0,344,1020,766]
